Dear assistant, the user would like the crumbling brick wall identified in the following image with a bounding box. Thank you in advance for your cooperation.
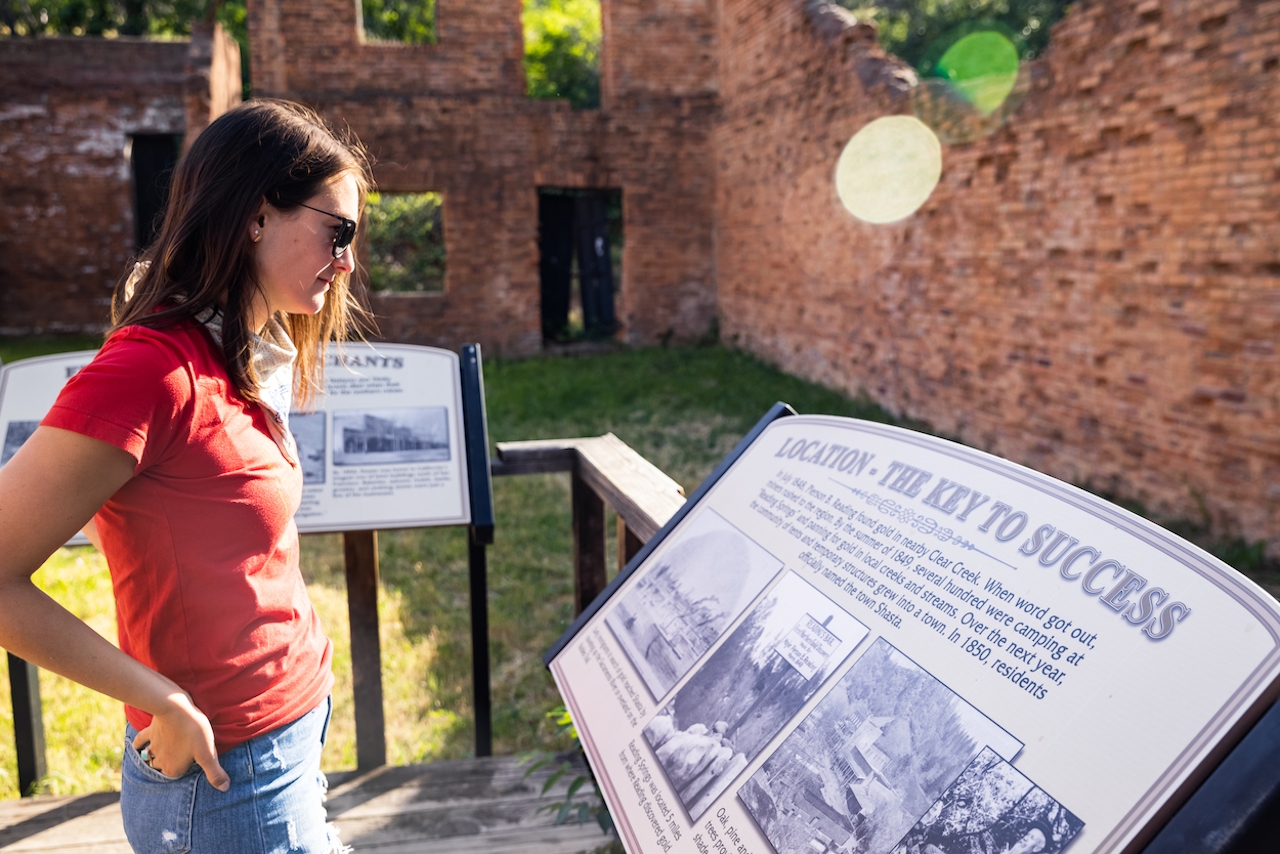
[0,25,240,335]
[715,0,1280,552]
[5,0,1276,554]
[248,0,719,354]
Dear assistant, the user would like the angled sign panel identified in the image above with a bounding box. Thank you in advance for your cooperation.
[548,415,1280,854]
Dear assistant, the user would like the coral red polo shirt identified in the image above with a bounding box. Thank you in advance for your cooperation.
[42,320,333,752]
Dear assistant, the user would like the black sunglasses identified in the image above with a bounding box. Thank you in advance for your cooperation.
[294,201,357,258]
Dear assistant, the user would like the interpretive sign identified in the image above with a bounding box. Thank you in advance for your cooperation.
[0,341,497,772]
[0,351,100,546]
[546,413,1280,854]
[0,351,98,468]
[0,343,472,534]
[290,343,470,532]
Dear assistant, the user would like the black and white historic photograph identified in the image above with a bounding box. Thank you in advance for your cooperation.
[644,571,868,820]
[288,411,327,485]
[1,420,38,466]
[604,508,783,701]
[739,639,1023,854]
[890,747,1084,854]
[332,406,450,466]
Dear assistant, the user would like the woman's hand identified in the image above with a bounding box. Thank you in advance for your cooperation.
[133,692,230,790]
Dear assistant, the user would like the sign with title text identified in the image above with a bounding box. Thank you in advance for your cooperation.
[548,415,1280,854]
[291,343,470,532]
[0,350,100,546]
[0,343,470,535]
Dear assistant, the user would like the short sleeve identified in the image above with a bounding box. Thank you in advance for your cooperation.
[41,326,196,473]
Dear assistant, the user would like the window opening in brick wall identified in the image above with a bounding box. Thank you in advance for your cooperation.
[364,192,447,293]
[522,0,601,110]
[836,1,1071,145]
[128,133,182,251]
[361,0,437,44]
[538,188,621,342]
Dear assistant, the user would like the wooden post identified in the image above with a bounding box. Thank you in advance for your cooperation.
[343,530,385,770]
[617,517,643,572]
[7,653,45,796]
[572,469,608,615]
[468,538,492,757]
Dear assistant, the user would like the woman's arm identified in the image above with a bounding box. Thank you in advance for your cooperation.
[0,426,229,789]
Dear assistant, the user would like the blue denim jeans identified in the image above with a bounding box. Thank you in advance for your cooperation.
[121,698,345,854]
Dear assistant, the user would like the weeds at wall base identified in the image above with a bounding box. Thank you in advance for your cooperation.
[1085,488,1278,596]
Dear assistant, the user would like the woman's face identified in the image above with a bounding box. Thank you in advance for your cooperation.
[250,172,359,328]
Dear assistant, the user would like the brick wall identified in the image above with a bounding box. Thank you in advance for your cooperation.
[714,0,1280,552]
[4,0,1276,551]
[0,27,240,334]
[248,0,720,354]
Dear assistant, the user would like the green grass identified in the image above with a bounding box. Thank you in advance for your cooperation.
[482,345,897,488]
[0,339,1275,798]
[0,551,123,797]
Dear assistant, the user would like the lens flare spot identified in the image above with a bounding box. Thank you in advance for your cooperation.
[935,31,1020,116]
[910,66,1028,146]
[835,116,942,225]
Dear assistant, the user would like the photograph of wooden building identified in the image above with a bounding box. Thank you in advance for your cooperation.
[333,407,450,466]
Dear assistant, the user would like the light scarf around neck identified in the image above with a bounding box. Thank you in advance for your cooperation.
[199,308,299,463]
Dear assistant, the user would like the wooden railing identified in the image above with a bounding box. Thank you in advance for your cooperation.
[6,433,685,793]
[492,433,687,612]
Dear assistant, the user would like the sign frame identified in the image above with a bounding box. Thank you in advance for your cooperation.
[545,403,1280,854]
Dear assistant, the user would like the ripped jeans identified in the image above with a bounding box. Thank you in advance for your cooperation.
[121,698,346,854]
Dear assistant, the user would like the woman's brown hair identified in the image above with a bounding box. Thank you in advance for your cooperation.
[111,99,374,408]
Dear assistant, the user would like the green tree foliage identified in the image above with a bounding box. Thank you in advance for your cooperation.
[364,192,447,293]
[838,0,1073,72]
[1,0,242,41]
[2,0,250,96]
[523,0,601,110]
[361,0,434,44]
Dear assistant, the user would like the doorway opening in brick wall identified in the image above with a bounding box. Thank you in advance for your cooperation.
[128,133,182,251]
[537,187,621,343]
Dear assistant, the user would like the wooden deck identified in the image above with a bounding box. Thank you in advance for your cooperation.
[0,756,609,853]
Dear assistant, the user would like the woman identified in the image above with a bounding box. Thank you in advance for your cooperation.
[0,99,371,853]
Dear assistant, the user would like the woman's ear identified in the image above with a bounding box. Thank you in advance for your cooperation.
[249,200,269,244]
